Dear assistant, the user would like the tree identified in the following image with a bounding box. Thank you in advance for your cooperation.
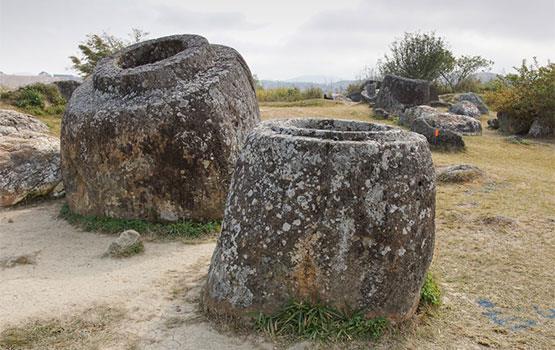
[70,29,149,77]
[440,55,494,91]
[379,32,454,81]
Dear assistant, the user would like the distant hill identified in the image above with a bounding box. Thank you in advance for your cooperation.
[260,79,357,93]
[471,72,499,83]
[0,72,81,90]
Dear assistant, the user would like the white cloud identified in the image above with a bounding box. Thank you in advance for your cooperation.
[0,0,553,79]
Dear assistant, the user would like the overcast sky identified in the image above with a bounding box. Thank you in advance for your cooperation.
[1,0,554,80]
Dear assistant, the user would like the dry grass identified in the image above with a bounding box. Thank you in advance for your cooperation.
[0,305,132,350]
[261,103,555,349]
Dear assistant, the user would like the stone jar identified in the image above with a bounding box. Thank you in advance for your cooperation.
[61,34,260,222]
[375,74,432,115]
[204,119,436,322]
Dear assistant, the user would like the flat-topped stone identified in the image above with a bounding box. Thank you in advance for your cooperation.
[204,118,436,323]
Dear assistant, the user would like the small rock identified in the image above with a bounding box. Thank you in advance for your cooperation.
[429,100,452,108]
[399,105,437,127]
[487,118,499,129]
[0,252,38,268]
[373,108,389,119]
[104,230,144,258]
[478,215,517,227]
[448,101,481,119]
[527,118,553,138]
[411,117,465,151]
[505,135,530,145]
[436,164,484,183]
[497,111,533,134]
[456,92,489,114]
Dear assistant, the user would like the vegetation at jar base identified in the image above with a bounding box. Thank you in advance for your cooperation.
[420,272,441,307]
[59,203,220,240]
[253,300,388,341]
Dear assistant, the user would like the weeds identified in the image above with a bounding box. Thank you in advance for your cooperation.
[253,300,388,342]
[0,305,125,349]
[420,272,441,307]
[59,203,220,240]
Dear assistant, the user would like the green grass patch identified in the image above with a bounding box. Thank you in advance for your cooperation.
[59,203,220,240]
[253,300,388,342]
[420,272,441,307]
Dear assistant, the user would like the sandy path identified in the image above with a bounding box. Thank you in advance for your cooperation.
[0,200,272,349]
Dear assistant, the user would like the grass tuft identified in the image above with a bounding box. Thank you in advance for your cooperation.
[253,300,388,342]
[59,203,220,240]
[0,305,125,349]
[420,272,441,307]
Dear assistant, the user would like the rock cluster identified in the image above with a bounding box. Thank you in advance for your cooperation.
[400,105,482,151]
[61,34,260,222]
[0,109,61,206]
[204,119,436,323]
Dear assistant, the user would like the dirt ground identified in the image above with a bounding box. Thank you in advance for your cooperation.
[1,102,554,349]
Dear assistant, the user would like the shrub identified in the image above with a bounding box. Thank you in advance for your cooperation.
[254,300,388,341]
[485,59,555,125]
[345,82,363,95]
[256,87,323,102]
[1,83,66,116]
[420,272,441,306]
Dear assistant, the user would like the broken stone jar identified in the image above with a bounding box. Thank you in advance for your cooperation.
[204,118,436,322]
[61,34,260,221]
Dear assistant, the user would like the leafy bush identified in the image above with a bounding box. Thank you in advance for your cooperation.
[485,59,554,125]
[256,86,323,102]
[420,272,441,306]
[254,300,388,341]
[1,83,66,116]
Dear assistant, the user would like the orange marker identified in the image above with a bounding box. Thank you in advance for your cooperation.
[434,129,439,137]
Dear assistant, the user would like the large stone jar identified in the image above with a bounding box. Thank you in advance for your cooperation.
[204,119,436,322]
[61,34,260,221]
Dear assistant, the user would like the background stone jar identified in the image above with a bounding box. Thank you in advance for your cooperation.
[61,34,260,221]
[203,119,436,322]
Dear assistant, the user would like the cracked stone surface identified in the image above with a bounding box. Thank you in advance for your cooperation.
[61,34,260,221]
[0,109,61,206]
[204,118,436,323]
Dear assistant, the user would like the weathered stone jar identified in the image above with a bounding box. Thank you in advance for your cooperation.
[61,34,260,221]
[204,119,436,322]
